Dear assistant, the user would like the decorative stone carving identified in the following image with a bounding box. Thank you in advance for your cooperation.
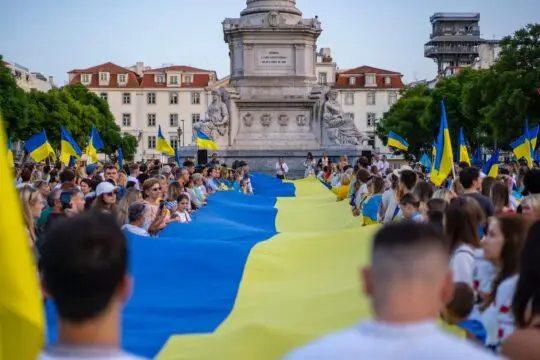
[192,88,229,141]
[268,11,279,27]
[260,113,272,127]
[296,114,307,127]
[320,88,363,145]
[243,113,254,127]
[277,114,289,127]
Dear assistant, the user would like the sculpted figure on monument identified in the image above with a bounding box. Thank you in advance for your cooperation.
[322,89,363,145]
[193,89,229,141]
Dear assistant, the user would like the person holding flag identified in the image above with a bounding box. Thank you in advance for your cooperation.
[457,128,471,166]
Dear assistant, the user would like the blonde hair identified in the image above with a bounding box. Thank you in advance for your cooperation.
[340,173,352,186]
[432,188,455,202]
[167,182,184,201]
[117,172,128,187]
[521,194,540,218]
[117,188,142,224]
[18,184,41,244]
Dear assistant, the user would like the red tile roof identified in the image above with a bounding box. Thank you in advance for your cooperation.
[334,65,405,89]
[68,62,215,89]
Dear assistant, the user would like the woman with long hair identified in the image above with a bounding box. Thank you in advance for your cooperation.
[361,176,384,225]
[117,188,142,225]
[350,169,372,216]
[445,196,485,285]
[413,180,434,216]
[425,198,447,231]
[18,184,44,245]
[501,221,540,359]
[303,152,316,178]
[521,194,540,221]
[481,215,529,348]
[491,181,513,215]
[92,182,117,213]
[142,178,168,233]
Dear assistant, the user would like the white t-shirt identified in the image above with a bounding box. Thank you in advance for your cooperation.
[40,345,145,359]
[449,244,475,286]
[276,162,289,176]
[472,248,496,295]
[284,320,498,360]
[127,176,140,190]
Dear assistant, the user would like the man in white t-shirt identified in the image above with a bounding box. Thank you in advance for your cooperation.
[39,211,145,359]
[284,223,498,360]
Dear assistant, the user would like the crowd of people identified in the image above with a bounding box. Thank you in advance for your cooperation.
[16,155,254,247]
[12,150,540,359]
[290,152,540,359]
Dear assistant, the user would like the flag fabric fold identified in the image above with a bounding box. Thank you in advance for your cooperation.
[386,131,409,151]
[429,100,454,186]
[85,126,104,163]
[60,127,82,165]
[472,147,482,166]
[157,125,175,156]
[457,128,471,166]
[510,119,534,168]
[527,123,539,150]
[483,149,500,178]
[0,116,45,359]
[196,130,219,151]
[118,148,124,169]
[24,130,56,163]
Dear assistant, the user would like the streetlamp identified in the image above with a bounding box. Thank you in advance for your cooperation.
[181,119,185,146]
[176,126,183,150]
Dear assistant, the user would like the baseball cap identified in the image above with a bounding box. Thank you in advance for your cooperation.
[96,181,118,197]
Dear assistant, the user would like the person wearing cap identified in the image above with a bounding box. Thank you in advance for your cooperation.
[121,203,150,237]
[93,182,118,213]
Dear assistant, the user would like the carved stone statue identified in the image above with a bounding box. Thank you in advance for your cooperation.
[322,89,363,145]
[193,89,230,141]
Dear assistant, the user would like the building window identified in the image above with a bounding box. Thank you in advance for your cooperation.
[122,113,131,127]
[366,112,377,127]
[147,136,156,149]
[345,92,354,105]
[118,74,127,84]
[170,135,179,150]
[348,77,356,85]
[170,75,179,85]
[147,113,156,127]
[170,113,179,127]
[366,74,376,86]
[156,74,165,84]
[367,91,376,105]
[170,92,178,105]
[81,74,90,83]
[184,75,192,84]
[192,113,201,124]
[191,92,201,105]
[384,76,392,85]
[318,72,327,85]
[147,92,156,105]
[388,91,398,105]
[99,72,108,81]
[100,93,108,101]
[123,93,131,104]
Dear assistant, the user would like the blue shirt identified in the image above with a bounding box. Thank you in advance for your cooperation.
[458,319,487,345]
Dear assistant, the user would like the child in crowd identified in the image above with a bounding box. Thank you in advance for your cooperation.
[441,282,487,345]
[399,193,423,222]
[175,194,192,223]
[336,174,351,201]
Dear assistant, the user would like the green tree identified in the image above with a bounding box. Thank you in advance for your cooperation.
[376,85,433,156]
[0,55,29,139]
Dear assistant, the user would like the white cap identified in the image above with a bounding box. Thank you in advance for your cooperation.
[162,165,172,174]
[96,182,117,197]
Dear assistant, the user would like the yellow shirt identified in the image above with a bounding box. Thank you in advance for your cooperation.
[336,184,350,201]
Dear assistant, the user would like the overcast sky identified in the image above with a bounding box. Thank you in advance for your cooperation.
[0,0,538,85]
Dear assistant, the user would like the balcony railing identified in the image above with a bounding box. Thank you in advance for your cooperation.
[425,45,479,57]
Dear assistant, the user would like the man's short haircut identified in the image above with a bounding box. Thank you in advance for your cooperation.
[59,169,75,184]
[40,211,128,322]
[446,282,475,318]
[129,163,139,171]
[183,160,195,168]
[47,188,62,208]
[524,168,540,195]
[399,170,417,191]
[399,193,420,207]
[371,222,448,281]
[104,164,117,172]
[459,167,479,190]
[458,161,470,170]
[128,203,146,223]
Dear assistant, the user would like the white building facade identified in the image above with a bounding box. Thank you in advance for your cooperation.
[3,60,54,92]
[68,62,216,160]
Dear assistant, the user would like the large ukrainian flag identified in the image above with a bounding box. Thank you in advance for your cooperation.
[196,130,219,151]
[0,115,45,359]
[59,127,82,165]
[157,125,175,156]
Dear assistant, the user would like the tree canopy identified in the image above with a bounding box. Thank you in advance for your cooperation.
[377,23,540,157]
[0,57,137,160]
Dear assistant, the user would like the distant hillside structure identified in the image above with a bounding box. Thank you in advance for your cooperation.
[424,13,500,75]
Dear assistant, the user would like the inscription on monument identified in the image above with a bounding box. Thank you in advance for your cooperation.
[256,48,292,67]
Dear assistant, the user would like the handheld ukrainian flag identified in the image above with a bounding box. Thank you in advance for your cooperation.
[457,128,471,166]
[85,126,104,163]
[0,117,45,359]
[60,127,82,165]
[174,149,182,167]
[483,149,500,178]
[157,125,175,156]
[386,131,409,151]
[117,148,124,169]
[7,137,14,167]
[472,147,482,166]
[24,130,56,163]
[510,120,534,168]
[431,140,437,160]
[430,100,454,186]
[196,130,219,151]
[528,122,539,150]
